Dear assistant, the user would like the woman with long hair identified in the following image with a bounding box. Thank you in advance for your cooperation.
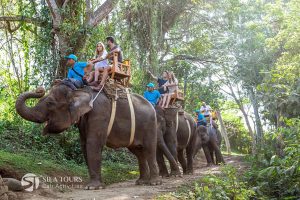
[87,42,108,84]
[163,71,178,108]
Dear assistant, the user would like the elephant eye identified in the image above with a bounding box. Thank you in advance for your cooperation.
[47,101,56,109]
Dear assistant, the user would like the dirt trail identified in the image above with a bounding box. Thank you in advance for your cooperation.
[19,153,247,200]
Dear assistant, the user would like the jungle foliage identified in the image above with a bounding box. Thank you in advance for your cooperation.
[0,0,299,198]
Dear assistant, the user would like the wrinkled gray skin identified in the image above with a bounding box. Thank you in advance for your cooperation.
[194,125,225,165]
[176,112,210,174]
[155,106,181,177]
[3,178,32,191]
[15,83,161,189]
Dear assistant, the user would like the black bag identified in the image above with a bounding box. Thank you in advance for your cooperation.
[71,68,88,85]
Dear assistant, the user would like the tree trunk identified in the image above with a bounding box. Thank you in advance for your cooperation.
[55,32,89,79]
[183,71,188,109]
[226,83,257,154]
[275,110,285,157]
[239,104,256,154]
[216,110,231,154]
[248,87,263,147]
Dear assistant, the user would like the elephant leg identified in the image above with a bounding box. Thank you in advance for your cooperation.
[156,147,169,177]
[209,144,215,165]
[203,145,213,166]
[211,142,225,164]
[79,122,88,166]
[144,141,162,185]
[177,149,187,174]
[158,141,180,176]
[164,135,181,176]
[186,143,195,174]
[129,147,150,185]
[85,136,105,190]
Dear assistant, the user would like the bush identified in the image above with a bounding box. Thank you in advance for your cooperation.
[159,165,255,200]
[244,118,300,199]
[222,113,252,154]
[0,120,137,166]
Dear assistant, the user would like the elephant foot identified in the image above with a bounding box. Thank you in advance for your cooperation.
[159,171,169,178]
[184,169,193,175]
[216,161,226,165]
[206,163,214,167]
[170,170,182,177]
[149,177,162,185]
[135,178,150,185]
[84,180,105,190]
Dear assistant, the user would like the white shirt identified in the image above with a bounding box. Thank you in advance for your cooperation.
[200,105,211,116]
[167,78,178,93]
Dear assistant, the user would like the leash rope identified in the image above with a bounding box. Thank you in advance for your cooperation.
[89,77,109,108]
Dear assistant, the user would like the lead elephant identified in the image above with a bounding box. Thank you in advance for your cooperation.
[176,112,210,174]
[155,106,181,177]
[15,83,161,189]
[195,125,225,165]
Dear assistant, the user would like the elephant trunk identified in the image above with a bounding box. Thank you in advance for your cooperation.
[15,87,47,123]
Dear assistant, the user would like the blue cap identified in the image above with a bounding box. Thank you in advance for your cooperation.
[64,54,78,62]
[147,83,155,88]
[195,110,200,113]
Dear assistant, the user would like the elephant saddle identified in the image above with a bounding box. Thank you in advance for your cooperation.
[103,79,130,100]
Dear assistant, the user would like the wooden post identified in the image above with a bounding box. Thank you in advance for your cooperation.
[216,110,231,154]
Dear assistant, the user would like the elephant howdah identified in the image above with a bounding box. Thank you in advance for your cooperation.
[15,83,162,189]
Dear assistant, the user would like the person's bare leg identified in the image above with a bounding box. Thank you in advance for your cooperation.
[94,68,100,82]
[100,68,109,85]
[92,67,109,91]
[87,71,95,83]
[165,94,172,108]
[161,94,168,107]
[159,95,164,106]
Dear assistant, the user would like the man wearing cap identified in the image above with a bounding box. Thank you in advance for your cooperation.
[196,110,207,126]
[64,54,93,89]
[143,83,161,107]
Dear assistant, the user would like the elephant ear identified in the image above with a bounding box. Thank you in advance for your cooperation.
[69,90,93,124]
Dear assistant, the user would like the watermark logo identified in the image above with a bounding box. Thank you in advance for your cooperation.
[21,173,83,192]
[21,173,40,192]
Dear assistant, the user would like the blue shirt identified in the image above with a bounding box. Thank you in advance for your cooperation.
[197,113,206,123]
[144,90,161,106]
[67,62,88,82]
[197,113,207,126]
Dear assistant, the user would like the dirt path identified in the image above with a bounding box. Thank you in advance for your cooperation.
[19,153,247,200]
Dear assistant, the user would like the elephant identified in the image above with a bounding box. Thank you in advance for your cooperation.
[176,111,210,174]
[195,125,225,165]
[155,106,181,177]
[15,83,162,189]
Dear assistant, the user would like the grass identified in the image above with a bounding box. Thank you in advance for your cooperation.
[0,150,139,185]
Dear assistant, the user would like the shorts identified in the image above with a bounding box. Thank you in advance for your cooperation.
[63,78,83,90]
[95,60,109,69]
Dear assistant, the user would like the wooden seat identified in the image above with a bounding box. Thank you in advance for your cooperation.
[171,89,184,104]
[109,52,131,87]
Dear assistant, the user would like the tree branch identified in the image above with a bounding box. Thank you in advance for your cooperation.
[0,16,45,26]
[88,0,118,27]
[163,54,217,64]
[85,0,92,24]
[62,0,70,8]
[46,0,62,29]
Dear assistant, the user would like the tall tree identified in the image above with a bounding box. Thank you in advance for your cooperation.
[0,0,118,78]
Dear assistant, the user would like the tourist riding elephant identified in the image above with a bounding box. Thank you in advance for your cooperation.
[15,83,161,189]
[176,111,210,174]
[155,106,181,177]
[195,125,225,165]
